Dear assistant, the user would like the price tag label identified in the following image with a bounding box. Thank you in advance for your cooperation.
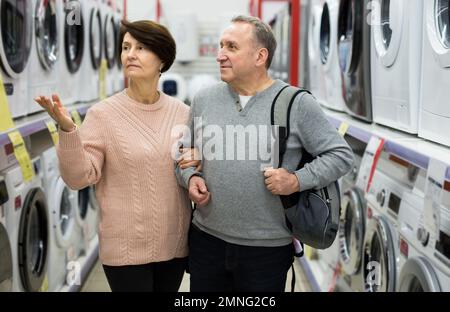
[39,275,49,292]
[356,136,384,192]
[338,122,349,137]
[99,59,108,100]
[71,110,82,127]
[0,74,15,132]
[46,120,59,145]
[422,159,446,244]
[7,131,35,182]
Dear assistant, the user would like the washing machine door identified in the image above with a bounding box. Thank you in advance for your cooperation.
[426,0,450,68]
[77,187,89,226]
[339,187,365,275]
[114,16,122,69]
[53,179,76,248]
[337,0,362,75]
[0,223,13,291]
[18,188,48,292]
[398,257,441,292]
[90,8,102,70]
[34,0,59,70]
[64,0,84,73]
[0,0,32,78]
[104,14,116,69]
[363,214,396,292]
[372,0,403,67]
[320,2,331,65]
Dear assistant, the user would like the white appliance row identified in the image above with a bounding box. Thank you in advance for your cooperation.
[0,0,124,120]
[301,0,450,147]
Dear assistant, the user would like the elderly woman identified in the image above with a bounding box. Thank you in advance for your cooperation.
[35,20,198,292]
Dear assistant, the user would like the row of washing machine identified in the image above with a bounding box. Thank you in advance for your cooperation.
[0,0,124,120]
[316,134,450,292]
[0,147,99,292]
[276,0,450,147]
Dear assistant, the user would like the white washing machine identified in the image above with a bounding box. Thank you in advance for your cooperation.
[0,0,33,119]
[77,185,98,248]
[299,0,312,89]
[101,0,117,97]
[27,0,62,116]
[337,0,372,122]
[362,155,414,292]
[40,147,79,292]
[397,189,442,291]
[338,135,367,292]
[308,0,327,106]
[1,158,49,292]
[318,0,346,112]
[371,0,423,133]
[419,0,450,146]
[59,0,85,106]
[113,6,124,93]
[159,72,188,102]
[78,0,102,103]
[0,177,13,292]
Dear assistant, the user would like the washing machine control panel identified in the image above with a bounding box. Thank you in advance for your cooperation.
[376,189,386,207]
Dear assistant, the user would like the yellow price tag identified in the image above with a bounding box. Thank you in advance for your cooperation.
[46,120,59,145]
[99,59,108,100]
[338,122,349,137]
[304,245,318,260]
[7,131,35,182]
[71,110,82,127]
[0,74,15,132]
[40,275,49,292]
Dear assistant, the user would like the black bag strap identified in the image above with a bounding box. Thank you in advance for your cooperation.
[271,86,312,209]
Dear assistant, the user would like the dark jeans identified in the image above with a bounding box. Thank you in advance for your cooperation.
[188,224,294,292]
[102,257,187,292]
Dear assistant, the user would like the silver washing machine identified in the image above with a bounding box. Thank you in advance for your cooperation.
[0,177,13,291]
[337,0,372,122]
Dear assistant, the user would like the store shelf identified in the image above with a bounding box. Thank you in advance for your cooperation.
[323,107,450,181]
[0,102,93,147]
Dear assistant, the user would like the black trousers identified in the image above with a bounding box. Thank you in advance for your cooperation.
[102,257,187,292]
[188,225,294,292]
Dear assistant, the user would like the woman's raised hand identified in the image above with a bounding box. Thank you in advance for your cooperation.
[34,94,76,132]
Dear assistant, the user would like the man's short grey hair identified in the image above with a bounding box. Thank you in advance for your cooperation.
[231,15,276,69]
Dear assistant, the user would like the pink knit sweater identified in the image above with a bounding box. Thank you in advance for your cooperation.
[57,90,192,266]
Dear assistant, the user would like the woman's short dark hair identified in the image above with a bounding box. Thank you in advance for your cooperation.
[119,20,176,73]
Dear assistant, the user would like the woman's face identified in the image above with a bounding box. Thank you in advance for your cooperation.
[121,32,162,81]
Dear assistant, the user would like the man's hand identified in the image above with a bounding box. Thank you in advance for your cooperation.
[264,168,300,195]
[188,176,211,207]
[177,148,202,171]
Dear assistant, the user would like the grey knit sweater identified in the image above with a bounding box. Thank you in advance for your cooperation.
[176,79,354,247]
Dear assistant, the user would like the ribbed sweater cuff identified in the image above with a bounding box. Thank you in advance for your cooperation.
[295,168,316,192]
[58,126,82,150]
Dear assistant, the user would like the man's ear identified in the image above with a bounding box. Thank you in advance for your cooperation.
[256,47,269,68]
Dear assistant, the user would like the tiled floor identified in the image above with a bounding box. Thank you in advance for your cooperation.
[81,258,311,292]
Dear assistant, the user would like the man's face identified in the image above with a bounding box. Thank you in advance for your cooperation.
[216,22,259,83]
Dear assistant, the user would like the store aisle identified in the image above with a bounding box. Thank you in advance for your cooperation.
[81,258,312,292]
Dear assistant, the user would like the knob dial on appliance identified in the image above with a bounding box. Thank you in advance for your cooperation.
[417,227,429,247]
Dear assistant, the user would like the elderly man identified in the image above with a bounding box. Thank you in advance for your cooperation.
[176,15,353,292]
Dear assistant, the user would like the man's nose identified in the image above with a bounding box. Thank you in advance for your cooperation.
[216,50,227,62]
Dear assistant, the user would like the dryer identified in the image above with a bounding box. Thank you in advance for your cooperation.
[419,0,450,146]
[27,0,62,116]
[0,177,13,292]
[59,0,85,106]
[318,0,346,112]
[337,0,372,122]
[338,135,367,292]
[78,0,102,103]
[1,158,49,292]
[362,155,414,292]
[0,0,33,119]
[40,147,78,292]
[371,0,423,133]
[397,189,442,292]
[308,0,327,106]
